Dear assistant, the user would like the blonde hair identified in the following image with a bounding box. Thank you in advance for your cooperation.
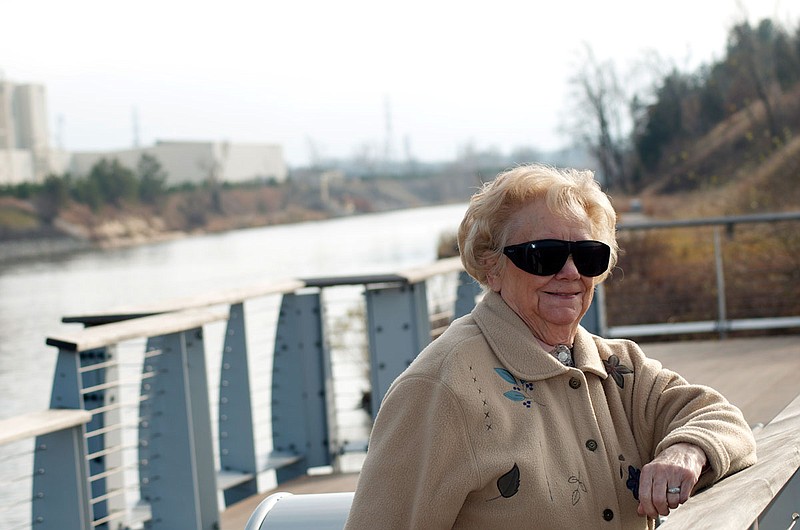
[457,164,618,285]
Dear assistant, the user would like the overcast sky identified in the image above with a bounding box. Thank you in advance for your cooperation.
[2,0,796,167]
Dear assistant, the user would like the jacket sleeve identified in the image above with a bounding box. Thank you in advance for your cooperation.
[625,343,757,488]
[344,375,479,529]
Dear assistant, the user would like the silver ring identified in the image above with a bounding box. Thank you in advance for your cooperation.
[667,487,681,494]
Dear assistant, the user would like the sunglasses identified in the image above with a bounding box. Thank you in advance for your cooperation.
[503,239,611,277]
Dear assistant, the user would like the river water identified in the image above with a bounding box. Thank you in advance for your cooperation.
[0,202,468,421]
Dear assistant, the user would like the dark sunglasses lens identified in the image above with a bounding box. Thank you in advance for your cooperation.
[572,242,611,277]
[526,240,570,275]
[502,240,569,276]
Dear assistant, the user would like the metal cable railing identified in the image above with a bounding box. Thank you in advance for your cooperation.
[606,213,800,338]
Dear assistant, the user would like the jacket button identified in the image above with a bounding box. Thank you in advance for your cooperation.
[569,377,581,389]
[602,508,614,521]
[586,439,598,451]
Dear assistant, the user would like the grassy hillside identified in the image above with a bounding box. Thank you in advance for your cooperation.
[602,81,800,339]
[636,83,800,218]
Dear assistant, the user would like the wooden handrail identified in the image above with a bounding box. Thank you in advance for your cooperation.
[398,256,464,284]
[47,307,229,351]
[0,409,92,446]
[62,278,304,325]
[660,393,800,529]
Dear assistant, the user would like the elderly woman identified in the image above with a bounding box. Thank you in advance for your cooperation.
[345,164,756,529]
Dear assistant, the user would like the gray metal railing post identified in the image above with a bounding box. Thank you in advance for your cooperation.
[32,348,93,530]
[218,302,258,506]
[365,281,431,418]
[271,292,332,484]
[581,284,608,336]
[455,270,481,318]
[139,329,219,530]
[79,346,118,529]
[755,468,800,529]
[713,226,728,338]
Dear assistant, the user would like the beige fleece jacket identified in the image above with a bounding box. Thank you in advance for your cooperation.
[345,291,756,529]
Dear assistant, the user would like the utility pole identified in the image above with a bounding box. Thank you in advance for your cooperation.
[132,107,140,148]
[383,95,394,174]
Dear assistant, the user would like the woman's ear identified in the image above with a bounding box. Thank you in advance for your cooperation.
[486,263,503,293]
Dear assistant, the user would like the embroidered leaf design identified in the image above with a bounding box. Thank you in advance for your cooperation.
[569,476,586,492]
[569,473,587,505]
[494,368,517,384]
[485,463,521,501]
[495,367,542,408]
[503,390,526,401]
[572,490,581,505]
[603,355,634,389]
[496,463,520,498]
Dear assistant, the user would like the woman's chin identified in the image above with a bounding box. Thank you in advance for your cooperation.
[541,308,584,328]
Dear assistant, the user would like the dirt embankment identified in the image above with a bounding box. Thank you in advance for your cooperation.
[0,174,477,263]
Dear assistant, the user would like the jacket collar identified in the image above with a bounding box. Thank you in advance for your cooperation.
[472,291,608,382]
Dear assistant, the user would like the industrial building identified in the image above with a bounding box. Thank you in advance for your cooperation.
[70,140,287,186]
[0,80,52,184]
[0,77,287,187]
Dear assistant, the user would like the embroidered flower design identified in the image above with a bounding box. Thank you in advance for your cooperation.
[494,368,539,408]
[626,465,641,500]
[603,355,633,388]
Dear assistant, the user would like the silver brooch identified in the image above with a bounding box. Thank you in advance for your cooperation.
[552,344,574,366]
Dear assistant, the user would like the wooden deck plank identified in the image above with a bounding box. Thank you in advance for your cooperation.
[641,334,800,426]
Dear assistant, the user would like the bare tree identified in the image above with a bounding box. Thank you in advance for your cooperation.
[727,19,781,139]
[566,45,629,191]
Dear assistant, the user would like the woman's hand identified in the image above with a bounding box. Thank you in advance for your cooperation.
[637,442,707,518]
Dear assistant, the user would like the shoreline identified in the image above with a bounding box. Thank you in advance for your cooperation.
[0,201,467,266]
[0,236,94,264]
[0,230,192,265]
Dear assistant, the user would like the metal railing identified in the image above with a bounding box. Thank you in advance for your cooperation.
[606,211,800,339]
[0,257,481,530]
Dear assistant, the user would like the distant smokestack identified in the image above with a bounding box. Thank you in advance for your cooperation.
[132,106,140,148]
[384,95,393,168]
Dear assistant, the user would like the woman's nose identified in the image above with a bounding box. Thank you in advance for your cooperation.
[555,255,581,278]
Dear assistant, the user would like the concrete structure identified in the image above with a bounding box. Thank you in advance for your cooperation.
[0,80,52,184]
[0,77,287,188]
[70,140,287,186]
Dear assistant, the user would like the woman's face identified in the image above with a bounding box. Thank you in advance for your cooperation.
[487,199,598,347]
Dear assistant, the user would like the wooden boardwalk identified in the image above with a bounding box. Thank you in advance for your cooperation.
[221,333,800,529]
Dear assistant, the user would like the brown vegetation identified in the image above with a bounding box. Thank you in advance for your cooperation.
[604,83,800,338]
